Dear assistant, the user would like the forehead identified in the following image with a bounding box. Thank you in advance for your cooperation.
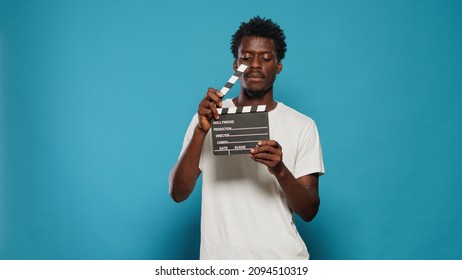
[238,36,276,54]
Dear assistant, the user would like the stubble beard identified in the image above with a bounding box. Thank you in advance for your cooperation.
[243,75,276,98]
[244,86,272,98]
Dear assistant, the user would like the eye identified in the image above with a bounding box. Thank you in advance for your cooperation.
[261,54,273,62]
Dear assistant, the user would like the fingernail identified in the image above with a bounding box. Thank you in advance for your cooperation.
[250,148,254,153]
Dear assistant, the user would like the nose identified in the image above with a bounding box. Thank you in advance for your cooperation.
[249,56,262,69]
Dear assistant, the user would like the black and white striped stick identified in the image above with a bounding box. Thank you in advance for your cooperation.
[219,64,248,96]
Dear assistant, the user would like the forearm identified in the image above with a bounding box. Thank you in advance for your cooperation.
[274,164,320,222]
[169,126,207,202]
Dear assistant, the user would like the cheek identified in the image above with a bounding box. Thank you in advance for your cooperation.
[268,67,279,79]
[269,63,280,75]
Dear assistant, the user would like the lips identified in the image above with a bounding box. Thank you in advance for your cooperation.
[245,71,265,80]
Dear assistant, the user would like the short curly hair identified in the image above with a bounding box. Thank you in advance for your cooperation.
[231,16,287,61]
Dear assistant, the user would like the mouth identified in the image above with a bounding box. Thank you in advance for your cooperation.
[245,72,265,81]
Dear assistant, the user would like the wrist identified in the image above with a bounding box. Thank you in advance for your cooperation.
[272,163,287,178]
[194,124,208,137]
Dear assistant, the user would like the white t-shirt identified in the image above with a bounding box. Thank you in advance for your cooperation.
[179,99,325,259]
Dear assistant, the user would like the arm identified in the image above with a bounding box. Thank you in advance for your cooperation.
[169,126,206,202]
[169,88,224,202]
[274,166,320,222]
[250,140,320,221]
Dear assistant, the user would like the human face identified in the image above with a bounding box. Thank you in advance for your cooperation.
[235,36,282,98]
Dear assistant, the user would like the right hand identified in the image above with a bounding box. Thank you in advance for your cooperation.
[197,88,224,132]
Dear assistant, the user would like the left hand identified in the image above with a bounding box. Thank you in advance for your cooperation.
[250,140,283,175]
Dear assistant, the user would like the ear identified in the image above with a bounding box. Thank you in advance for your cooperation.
[233,59,238,71]
[276,61,283,74]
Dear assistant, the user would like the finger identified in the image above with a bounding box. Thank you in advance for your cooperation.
[207,100,220,120]
[206,88,224,107]
[251,145,279,155]
[251,157,280,172]
[198,107,212,118]
[251,151,279,161]
[252,157,273,166]
[257,140,281,149]
[209,87,225,99]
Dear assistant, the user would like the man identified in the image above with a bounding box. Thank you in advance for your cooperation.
[169,16,324,259]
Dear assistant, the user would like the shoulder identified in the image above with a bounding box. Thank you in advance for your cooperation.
[273,102,316,128]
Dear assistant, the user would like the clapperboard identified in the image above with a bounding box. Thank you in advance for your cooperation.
[211,106,269,155]
[210,64,269,155]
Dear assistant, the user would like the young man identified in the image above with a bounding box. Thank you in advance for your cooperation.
[169,16,324,259]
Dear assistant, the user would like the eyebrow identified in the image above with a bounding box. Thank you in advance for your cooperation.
[240,51,274,55]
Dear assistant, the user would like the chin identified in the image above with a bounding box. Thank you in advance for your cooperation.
[244,88,268,98]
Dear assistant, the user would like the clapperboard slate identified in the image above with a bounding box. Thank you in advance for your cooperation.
[211,105,269,155]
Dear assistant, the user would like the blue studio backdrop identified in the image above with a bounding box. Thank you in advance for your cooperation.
[1,0,461,259]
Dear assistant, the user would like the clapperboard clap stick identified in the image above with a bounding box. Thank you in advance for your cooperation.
[211,64,270,155]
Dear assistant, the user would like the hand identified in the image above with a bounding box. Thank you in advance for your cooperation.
[197,88,224,132]
[250,140,284,175]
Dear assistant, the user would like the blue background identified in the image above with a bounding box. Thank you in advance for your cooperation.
[1,0,461,259]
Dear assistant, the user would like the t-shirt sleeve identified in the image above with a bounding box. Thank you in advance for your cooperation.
[294,120,325,178]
